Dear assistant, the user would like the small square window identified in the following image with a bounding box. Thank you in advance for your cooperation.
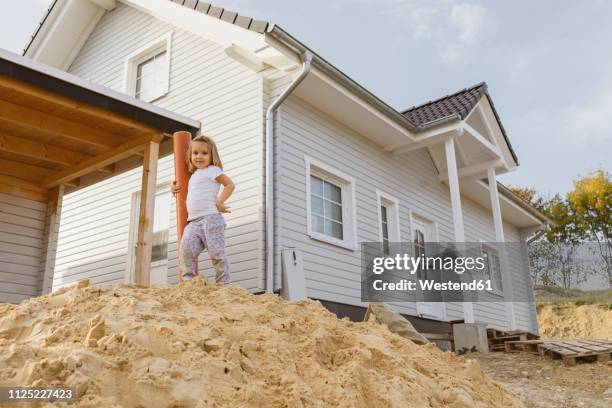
[135,51,167,102]
[125,33,172,102]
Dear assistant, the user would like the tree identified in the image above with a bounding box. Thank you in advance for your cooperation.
[567,169,612,286]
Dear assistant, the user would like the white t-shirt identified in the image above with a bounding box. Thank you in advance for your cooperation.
[186,166,223,220]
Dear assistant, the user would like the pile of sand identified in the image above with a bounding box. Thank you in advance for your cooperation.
[0,278,523,407]
[537,302,612,340]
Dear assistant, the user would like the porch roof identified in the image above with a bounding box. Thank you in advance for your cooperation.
[0,48,200,202]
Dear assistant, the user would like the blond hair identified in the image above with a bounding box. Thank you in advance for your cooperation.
[186,135,223,173]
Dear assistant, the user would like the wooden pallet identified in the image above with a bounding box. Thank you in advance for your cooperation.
[487,329,538,352]
[504,340,543,353]
[537,340,612,366]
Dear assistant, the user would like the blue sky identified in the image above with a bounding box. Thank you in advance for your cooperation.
[2,0,611,197]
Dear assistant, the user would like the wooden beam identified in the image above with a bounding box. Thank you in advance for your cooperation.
[97,164,115,174]
[0,98,125,149]
[0,76,159,134]
[134,141,159,286]
[0,157,54,182]
[0,182,47,202]
[40,133,164,188]
[0,132,88,167]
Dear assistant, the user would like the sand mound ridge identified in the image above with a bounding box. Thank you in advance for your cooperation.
[0,278,523,407]
[537,302,612,340]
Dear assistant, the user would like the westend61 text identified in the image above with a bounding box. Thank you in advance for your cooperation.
[372,279,494,291]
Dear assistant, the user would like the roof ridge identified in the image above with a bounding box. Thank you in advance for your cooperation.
[401,81,487,113]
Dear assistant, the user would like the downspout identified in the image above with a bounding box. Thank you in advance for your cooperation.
[265,51,313,293]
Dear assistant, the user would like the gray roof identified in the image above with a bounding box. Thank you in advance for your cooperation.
[171,0,269,33]
[403,82,518,164]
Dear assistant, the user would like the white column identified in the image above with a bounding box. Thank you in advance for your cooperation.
[487,168,517,330]
[445,137,465,241]
[445,137,474,323]
[40,185,65,295]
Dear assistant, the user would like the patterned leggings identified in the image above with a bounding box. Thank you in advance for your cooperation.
[178,213,230,284]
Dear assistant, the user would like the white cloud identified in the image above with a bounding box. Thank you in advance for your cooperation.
[515,75,612,148]
[365,0,487,64]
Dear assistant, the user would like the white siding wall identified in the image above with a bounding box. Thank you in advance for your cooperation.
[273,93,538,332]
[0,193,46,303]
[53,3,264,291]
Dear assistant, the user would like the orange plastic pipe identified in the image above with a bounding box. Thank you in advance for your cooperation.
[173,130,194,283]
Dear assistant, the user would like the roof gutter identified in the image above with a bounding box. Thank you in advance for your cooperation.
[265,48,313,293]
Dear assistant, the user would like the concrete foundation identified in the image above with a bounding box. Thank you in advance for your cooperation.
[453,323,489,353]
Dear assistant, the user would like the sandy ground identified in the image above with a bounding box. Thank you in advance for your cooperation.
[0,278,523,408]
[470,352,612,408]
[537,302,612,340]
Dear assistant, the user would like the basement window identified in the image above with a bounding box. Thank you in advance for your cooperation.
[125,33,172,102]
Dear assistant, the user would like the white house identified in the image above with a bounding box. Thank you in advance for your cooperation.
[11,0,549,334]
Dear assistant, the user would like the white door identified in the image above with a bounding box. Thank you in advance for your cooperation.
[412,216,446,320]
[127,189,171,285]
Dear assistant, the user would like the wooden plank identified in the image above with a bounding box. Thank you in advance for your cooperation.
[0,157,54,182]
[134,141,159,286]
[0,77,159,134]
[0,132,88,167]
[0,98,124,149]
[40,133,164,188]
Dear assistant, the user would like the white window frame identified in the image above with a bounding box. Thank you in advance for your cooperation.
[124,32,172,102]
[480,241,504,296]
[305,156,358,251]
[376,190,401,253]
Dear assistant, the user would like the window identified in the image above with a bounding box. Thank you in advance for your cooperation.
[482,245,503,293]
[151,192,171,262]
[305,156,357,250]
[135,51,167,102]
[125,33,172,102]
[310,175,343,239]
[376,191,400,254]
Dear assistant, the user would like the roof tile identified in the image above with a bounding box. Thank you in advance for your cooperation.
[220,10,238,23]
[194,2,211,13]
[403,82,518,163]
[207,6,223,18]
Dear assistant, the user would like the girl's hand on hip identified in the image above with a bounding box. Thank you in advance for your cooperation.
[171,180,181,198]
[216,199,231,213]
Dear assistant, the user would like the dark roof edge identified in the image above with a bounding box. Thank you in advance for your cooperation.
[1,48,200,134]
[400,81,487,114]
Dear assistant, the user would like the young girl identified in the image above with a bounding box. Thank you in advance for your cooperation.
[172,135,235,284]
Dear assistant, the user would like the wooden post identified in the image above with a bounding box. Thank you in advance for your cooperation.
[487,167,517,330]
[40,185,64,295]
[134,141,159,286]
[173,131,193,283]
[444,136,474,323]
